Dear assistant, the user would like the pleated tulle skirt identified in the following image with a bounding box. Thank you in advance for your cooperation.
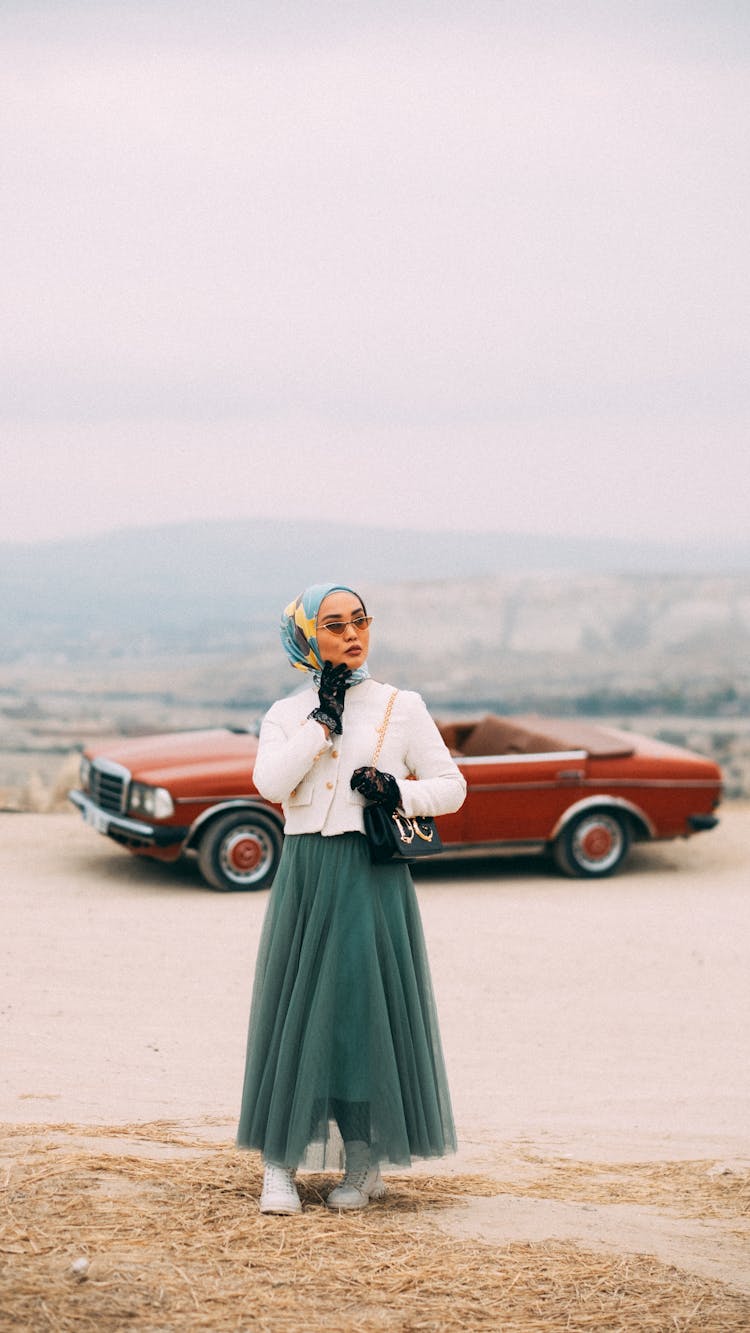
[236,832,456,1170]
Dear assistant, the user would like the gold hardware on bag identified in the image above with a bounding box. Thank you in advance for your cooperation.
[412,818,435,842]
[392,811,416,843]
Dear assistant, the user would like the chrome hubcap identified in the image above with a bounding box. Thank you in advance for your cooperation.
[571,814,623,873]
[220,827,274,885]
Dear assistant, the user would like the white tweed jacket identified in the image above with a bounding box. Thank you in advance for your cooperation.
[253,677,466,837]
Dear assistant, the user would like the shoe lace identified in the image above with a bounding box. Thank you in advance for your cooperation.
[266,1164,294,1188]
[345,1162,373,1191]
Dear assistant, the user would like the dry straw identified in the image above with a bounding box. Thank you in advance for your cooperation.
[2,1122,749,1332]
[490,1153,750,1223]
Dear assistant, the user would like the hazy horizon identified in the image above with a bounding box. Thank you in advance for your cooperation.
[3,514,749,564]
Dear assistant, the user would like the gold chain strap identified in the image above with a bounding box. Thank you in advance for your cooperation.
[371,689,398,766]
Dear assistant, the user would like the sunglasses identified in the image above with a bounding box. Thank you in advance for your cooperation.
[318,615,373,636]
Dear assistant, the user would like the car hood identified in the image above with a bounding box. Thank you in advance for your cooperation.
[84,728,258,789]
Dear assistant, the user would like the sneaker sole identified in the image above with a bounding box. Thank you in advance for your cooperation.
[326,1184,386,1211]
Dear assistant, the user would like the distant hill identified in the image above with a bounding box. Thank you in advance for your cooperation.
[368,572,750,710]
[2,518,749,658]
[132,568,744,713]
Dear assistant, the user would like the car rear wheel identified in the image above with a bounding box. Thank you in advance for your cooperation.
[197,809,283,891]
[552,809,631,878]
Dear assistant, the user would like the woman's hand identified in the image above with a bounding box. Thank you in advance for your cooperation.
[350,767,401,812]
[308,660,351,736]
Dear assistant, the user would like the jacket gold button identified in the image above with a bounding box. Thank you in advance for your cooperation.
[331,749,339,758]
[290,788,297,797]
[326,781,334,790]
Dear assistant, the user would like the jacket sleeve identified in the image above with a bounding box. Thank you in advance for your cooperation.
[252,705,331,804]
[395,694,467,819]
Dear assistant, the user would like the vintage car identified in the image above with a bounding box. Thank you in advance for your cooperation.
[68,712,722,890]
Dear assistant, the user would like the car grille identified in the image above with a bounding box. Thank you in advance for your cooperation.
[90,761,130,814]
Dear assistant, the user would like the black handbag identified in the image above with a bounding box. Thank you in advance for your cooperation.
[363,802,443,864]
[362,690,444,865]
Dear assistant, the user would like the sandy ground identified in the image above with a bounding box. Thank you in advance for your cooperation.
[2,808,749,1295]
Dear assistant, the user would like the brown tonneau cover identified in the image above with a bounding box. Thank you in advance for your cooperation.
[438,714,635,760]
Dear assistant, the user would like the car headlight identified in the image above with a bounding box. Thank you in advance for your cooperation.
[128,783,175,819]
[79,756,91,791]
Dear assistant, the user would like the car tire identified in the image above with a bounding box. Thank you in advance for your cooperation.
[552,809,631,878]
[197,809,283,892]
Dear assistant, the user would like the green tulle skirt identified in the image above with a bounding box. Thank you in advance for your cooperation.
[236,832,456,1170]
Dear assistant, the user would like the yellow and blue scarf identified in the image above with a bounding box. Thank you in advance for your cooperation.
[280,583,371,685]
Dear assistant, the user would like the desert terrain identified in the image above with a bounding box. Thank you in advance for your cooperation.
[2,805,748,1328]
[3,569,750,830]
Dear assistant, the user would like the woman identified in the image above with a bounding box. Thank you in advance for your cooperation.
[237,582,466,1214]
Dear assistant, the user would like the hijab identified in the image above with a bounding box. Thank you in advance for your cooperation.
[279,582,371,686]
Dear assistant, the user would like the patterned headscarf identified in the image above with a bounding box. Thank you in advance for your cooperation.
[280,583,371,685]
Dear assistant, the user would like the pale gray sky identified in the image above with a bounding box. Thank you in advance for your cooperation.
[2,1,748,544]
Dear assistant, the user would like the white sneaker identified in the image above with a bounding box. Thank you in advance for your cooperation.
[326,1141,386,1211]
[259,1163,301,1215]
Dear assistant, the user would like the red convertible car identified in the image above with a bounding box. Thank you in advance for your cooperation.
[69,712,722,890]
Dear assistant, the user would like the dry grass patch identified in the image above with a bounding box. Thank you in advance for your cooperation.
[504,1155,750,1223]
[1,1124,749,1332]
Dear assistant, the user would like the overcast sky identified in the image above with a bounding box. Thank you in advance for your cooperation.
[2,1,748,545]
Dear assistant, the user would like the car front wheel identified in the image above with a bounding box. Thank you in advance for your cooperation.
[197,809,283,891]
[552,809,631,878]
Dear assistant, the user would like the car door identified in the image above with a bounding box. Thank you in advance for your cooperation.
[457,750,589,847]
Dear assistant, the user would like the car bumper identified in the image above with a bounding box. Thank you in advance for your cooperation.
[69,790,188,848]
[687,813,720,832]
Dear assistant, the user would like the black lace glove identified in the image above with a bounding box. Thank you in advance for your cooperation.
[350,767,401,813]
[308,660,351,736]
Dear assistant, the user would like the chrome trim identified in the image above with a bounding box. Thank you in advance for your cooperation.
[69,790,187,846]
[89,757,131,813]
[184,799,283,848]
[92,758,131,780]
[437,840,547,858]
[69,789,156,838]
[458,750,587,767]
[174,793,259,805]
[579,777,721,790]
[468,775,721,795]
[467,780,583,794]
[550,795,656,841]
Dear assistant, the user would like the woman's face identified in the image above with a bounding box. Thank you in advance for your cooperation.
[316,591,370,670]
